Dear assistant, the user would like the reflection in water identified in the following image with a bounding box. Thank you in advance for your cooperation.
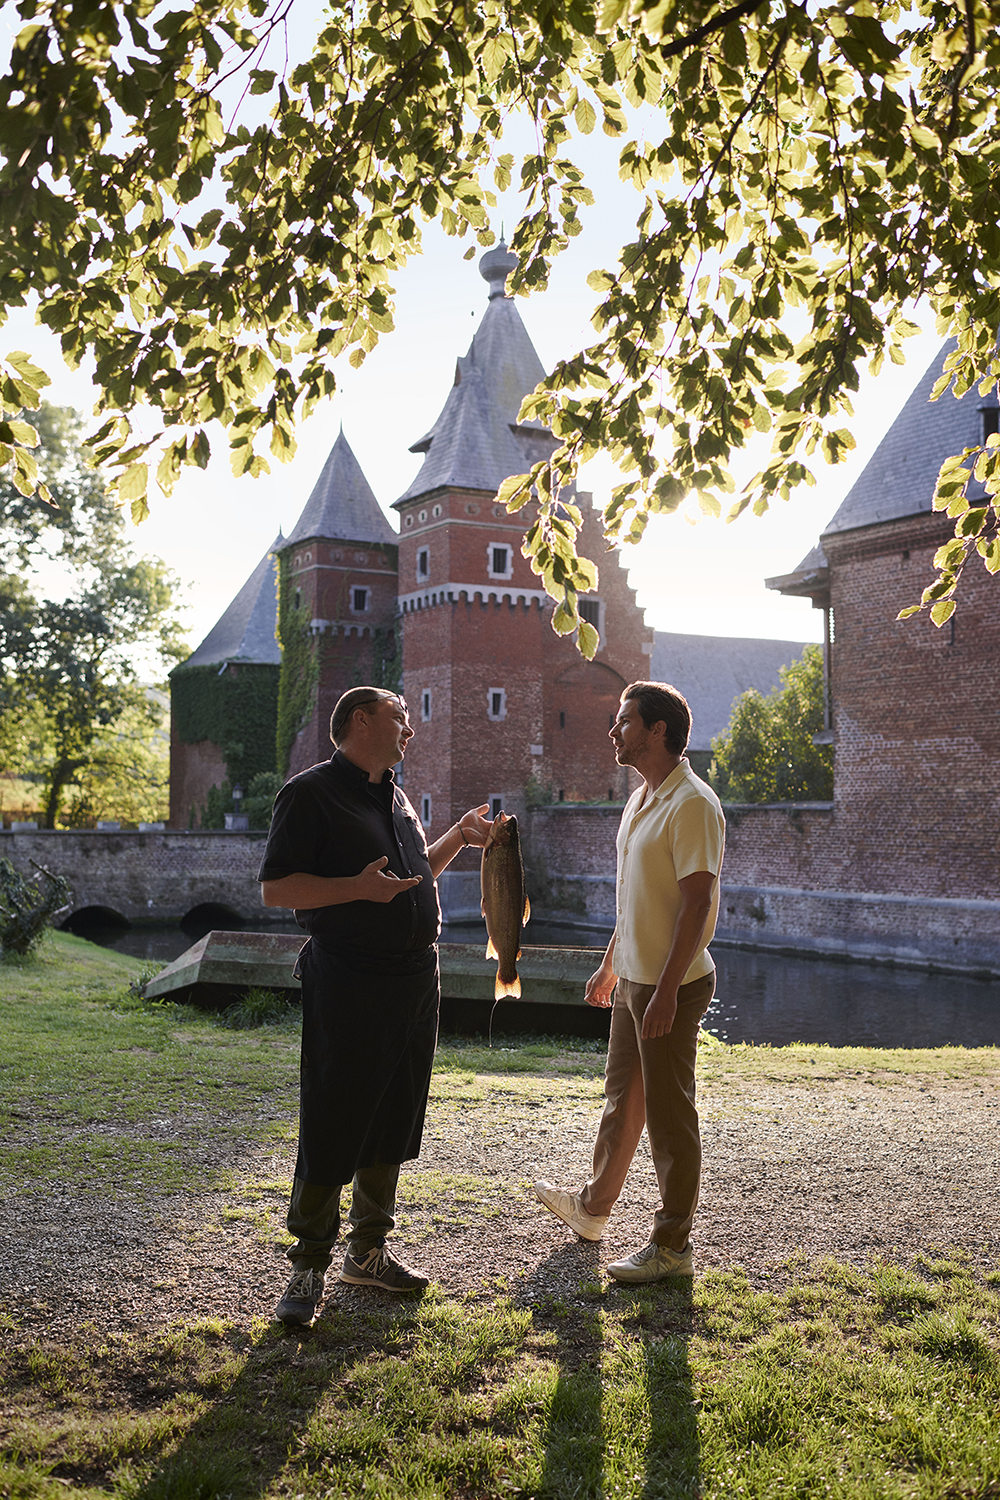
[77,916,1000,1048]
[709,947,1000,1049]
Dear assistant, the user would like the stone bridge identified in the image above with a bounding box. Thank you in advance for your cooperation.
[1,829,272,928]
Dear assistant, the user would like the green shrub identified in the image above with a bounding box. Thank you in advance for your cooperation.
[0,858,71,959]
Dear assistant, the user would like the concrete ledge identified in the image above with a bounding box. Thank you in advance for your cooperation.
[142,931,605,1010]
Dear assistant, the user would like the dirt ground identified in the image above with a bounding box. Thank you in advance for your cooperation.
[3,1069,999,1336]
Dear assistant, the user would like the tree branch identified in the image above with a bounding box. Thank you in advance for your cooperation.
[659,0,770,60]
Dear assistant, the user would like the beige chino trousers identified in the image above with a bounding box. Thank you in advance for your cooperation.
[580,970,716,1250]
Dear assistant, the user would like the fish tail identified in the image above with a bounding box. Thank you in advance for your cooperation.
[494,972,521,1000]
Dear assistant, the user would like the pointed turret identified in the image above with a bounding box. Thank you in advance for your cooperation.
[180,534,283,668]
[287,428,396,546]
[396,243,557,505]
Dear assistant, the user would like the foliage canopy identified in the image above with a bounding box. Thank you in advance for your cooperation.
[710,642,833,802]
[3,0,1000,646]
[0,404,186,826]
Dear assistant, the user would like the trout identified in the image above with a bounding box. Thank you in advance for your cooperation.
[481,811,530,1000]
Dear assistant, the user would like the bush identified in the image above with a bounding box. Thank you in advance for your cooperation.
[0,857,72,959]
[710,644,833,803]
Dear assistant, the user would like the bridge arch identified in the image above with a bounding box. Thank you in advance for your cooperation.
[181,902,246,937]
[63,905,130,935]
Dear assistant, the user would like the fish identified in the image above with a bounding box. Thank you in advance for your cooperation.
[481,810,530,1000]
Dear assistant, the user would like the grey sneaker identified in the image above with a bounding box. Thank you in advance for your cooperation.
[607,1242,694,1282]
[340,1239,429,1292]
[276,1266,325,1325]
[534,1180,608,1242]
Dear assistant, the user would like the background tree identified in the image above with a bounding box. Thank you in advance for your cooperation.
[710,644,833,804]
[2,0,1000,646]
[0,405,186,827]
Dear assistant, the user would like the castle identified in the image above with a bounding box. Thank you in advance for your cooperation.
[169,246,655,844]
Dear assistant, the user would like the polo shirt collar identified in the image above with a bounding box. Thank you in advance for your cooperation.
[331,749,396,787]
[649,761,691,801]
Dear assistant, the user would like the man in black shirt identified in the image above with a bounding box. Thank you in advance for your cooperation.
[259,687,492,1325]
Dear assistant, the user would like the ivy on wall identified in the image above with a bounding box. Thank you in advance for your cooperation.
[275,551,319,776]
[171,661,280,788]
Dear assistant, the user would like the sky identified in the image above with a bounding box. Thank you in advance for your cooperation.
[2,4,945,657]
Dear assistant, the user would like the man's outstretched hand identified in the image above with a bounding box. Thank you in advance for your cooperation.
[356,855,422,902]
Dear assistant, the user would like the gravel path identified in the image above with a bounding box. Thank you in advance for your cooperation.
[2,1069,998,1339]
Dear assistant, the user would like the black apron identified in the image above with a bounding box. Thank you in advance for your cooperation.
[294,936,439,1186]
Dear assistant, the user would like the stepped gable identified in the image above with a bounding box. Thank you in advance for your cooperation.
[395,243,558,505]
[285,427,396,546]
[180,534,283,669]
[823,339,999,538]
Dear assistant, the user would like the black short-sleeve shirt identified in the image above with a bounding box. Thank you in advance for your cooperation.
[257,751,440,955]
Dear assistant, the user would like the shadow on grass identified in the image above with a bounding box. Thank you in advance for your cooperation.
[521,1245,700,1499]
[125,1291,429,1500]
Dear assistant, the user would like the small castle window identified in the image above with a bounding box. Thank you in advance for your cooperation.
[465,503,479,515]
[405,516,414,528]
[421,689,431,722]
[355,552,367,564]
[488,687,507,721]
[421,794,432,828]
[418,509,427,522]
[352,588,368,612]
[982,406,1000,443]
[417,548,429,578]
[294,589,301,610]
[493,505,504,517]
[559,710,565,729]
[487,543,512,579]
[432,504,442,517]
[579,597,603,641]
[489,794,503,820]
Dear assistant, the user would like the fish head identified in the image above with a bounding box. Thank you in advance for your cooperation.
[483,809,518,856]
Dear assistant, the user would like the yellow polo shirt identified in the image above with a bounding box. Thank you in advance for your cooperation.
[613,761,726,986]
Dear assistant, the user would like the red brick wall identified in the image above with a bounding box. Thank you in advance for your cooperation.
[168,725,228,830]
[285,536,399,777]
[824,512,999,898]
[397,486,653,837]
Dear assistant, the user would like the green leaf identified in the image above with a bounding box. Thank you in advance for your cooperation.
[118,463,149,504]
[575,99,597,136]
[930,598,956,627]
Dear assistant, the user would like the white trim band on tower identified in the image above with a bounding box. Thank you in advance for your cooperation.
[398,583,550,613]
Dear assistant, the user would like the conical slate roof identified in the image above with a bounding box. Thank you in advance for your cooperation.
[285,428,396,546]
[179,535,283,669]
[822,340,999,537]
[769,341,1000,594]
[395,244,557,505]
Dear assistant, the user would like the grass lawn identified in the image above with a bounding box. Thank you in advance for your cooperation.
[2,933,999,1500]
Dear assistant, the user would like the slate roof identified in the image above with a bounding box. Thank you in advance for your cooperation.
[178,535,283,670]
[395,244,557,505]
[651,631,811,749]
[286,428,397,546]
[822,340,999,537]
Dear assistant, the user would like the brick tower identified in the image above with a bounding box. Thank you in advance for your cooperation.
[394,245,650,864]
[278,429,399,778]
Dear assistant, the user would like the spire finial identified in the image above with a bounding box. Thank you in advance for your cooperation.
[479,240,519,300]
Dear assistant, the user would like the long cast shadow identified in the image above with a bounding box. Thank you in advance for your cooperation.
[520,1240,606,1499]
[128,1285,428,1499]
[519,1246,701,1500]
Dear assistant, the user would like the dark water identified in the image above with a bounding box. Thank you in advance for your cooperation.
[77,917,1000,1048]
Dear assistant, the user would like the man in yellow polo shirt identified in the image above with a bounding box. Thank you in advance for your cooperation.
[534,680,725,1281]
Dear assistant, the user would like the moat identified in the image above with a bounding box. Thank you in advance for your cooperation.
[75,914,1000,1049]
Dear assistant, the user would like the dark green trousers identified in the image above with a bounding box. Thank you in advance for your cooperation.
[286,1163,400,1270]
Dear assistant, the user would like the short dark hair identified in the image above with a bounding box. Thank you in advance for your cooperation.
[329,687,401,745]
[623,681,691,755]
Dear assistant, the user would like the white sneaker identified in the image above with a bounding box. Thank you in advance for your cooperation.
[607,1242,694,1282]
[533,1180,608,1242]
